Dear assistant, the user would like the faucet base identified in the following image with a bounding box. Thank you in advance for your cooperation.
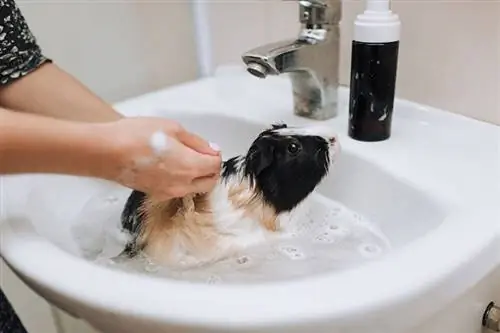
[290,72,339,120]
[293,99,338,121]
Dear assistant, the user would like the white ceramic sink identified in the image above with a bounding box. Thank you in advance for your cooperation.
[1,74,499,333]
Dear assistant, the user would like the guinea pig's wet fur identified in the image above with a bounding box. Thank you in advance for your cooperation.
[120,123,340,268]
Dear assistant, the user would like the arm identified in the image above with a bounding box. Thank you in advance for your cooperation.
[0,108,222,198]
[0,0,122,122]
[0,107,115,178]
[0,63,123,122]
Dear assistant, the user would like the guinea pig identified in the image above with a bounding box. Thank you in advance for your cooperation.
[119,122,340,268]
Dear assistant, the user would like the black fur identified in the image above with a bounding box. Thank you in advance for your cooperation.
[221,156,239,180]
[244,124,330,213]
[120,189,147,256]
[120,122,332,256]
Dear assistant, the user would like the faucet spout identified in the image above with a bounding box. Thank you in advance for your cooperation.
[241,0,341,120]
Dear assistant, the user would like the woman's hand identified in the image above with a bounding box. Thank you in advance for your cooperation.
[101,117,222,201]
[0,109,220,201]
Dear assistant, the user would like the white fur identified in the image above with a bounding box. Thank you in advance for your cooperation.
[209,185,272,250]
[272,125,338,141]
[208,156,275,253]
[272,125,341,160]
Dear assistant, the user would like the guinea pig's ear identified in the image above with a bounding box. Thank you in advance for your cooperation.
[270,122,287,130]
[247,141,275,176]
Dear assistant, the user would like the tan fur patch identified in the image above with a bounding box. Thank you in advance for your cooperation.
[227,182,279,232]
[133,179,278,266]
[137,194,220,266]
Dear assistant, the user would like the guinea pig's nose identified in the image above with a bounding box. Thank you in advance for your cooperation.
[328,136,337,145]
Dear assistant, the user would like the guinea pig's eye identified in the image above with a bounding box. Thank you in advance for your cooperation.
[287,142,301,154]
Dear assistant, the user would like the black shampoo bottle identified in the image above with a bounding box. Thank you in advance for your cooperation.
[348,1,401,142]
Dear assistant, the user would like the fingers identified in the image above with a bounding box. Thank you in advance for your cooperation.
[151,173,219,202]
[189,173,220,194]
[175,127,220,156]
[197,154,222,175]
[179,142,222,176]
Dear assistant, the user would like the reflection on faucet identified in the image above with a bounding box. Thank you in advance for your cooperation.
[241,0,341,120]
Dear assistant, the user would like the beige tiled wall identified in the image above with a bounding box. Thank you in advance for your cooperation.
[17,1,198,103]
[209,0,500,125]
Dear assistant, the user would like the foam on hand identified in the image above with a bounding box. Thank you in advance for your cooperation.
[149,130,170,155]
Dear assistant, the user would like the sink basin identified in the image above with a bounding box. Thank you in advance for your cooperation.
[1,76,499,333]
[1,113,446,265]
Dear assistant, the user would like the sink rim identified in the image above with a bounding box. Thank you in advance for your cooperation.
[1,203,498,330]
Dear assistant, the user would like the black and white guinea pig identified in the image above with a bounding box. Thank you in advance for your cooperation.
[120,122,340,268]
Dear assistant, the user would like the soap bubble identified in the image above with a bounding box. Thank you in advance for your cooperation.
[88,192,392,284]
[236,256,250,265]
[358,243,383,258]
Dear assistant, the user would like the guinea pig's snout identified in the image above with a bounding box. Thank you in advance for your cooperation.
[328,135,339,146]
[327,134,341,155]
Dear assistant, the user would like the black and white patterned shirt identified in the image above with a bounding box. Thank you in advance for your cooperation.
[0,0,50,86]
[0,2,49,332]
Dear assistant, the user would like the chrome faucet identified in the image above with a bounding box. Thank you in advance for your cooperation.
[241,0,341,120]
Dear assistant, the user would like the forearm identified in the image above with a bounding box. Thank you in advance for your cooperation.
[0,63,123,122]
[0,108,116,178]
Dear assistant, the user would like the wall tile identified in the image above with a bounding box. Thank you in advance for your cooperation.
[17,1,198,103]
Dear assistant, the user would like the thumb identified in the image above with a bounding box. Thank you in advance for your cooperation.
[182,145,222,176]
[176,129,220,156]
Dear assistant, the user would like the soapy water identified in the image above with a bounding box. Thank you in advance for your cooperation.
[71,190,392,284]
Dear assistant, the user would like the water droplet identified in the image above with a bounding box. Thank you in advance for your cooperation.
[278,246,306,260]
[290,252,305,260]
[236,256,250,264]
[328,225,350,238]
[314,235,334,244]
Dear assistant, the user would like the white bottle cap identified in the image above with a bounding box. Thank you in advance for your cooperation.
[354,1,401,43]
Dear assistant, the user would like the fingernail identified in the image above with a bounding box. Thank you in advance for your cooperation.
[209,142,220,152]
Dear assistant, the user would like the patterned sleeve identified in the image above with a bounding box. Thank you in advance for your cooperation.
[0,0,51,85]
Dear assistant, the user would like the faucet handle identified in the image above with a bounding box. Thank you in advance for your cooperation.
[298,0,327,8]
[286,0,340,26]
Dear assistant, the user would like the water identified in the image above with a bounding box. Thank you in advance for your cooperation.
[72,190,392,284]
